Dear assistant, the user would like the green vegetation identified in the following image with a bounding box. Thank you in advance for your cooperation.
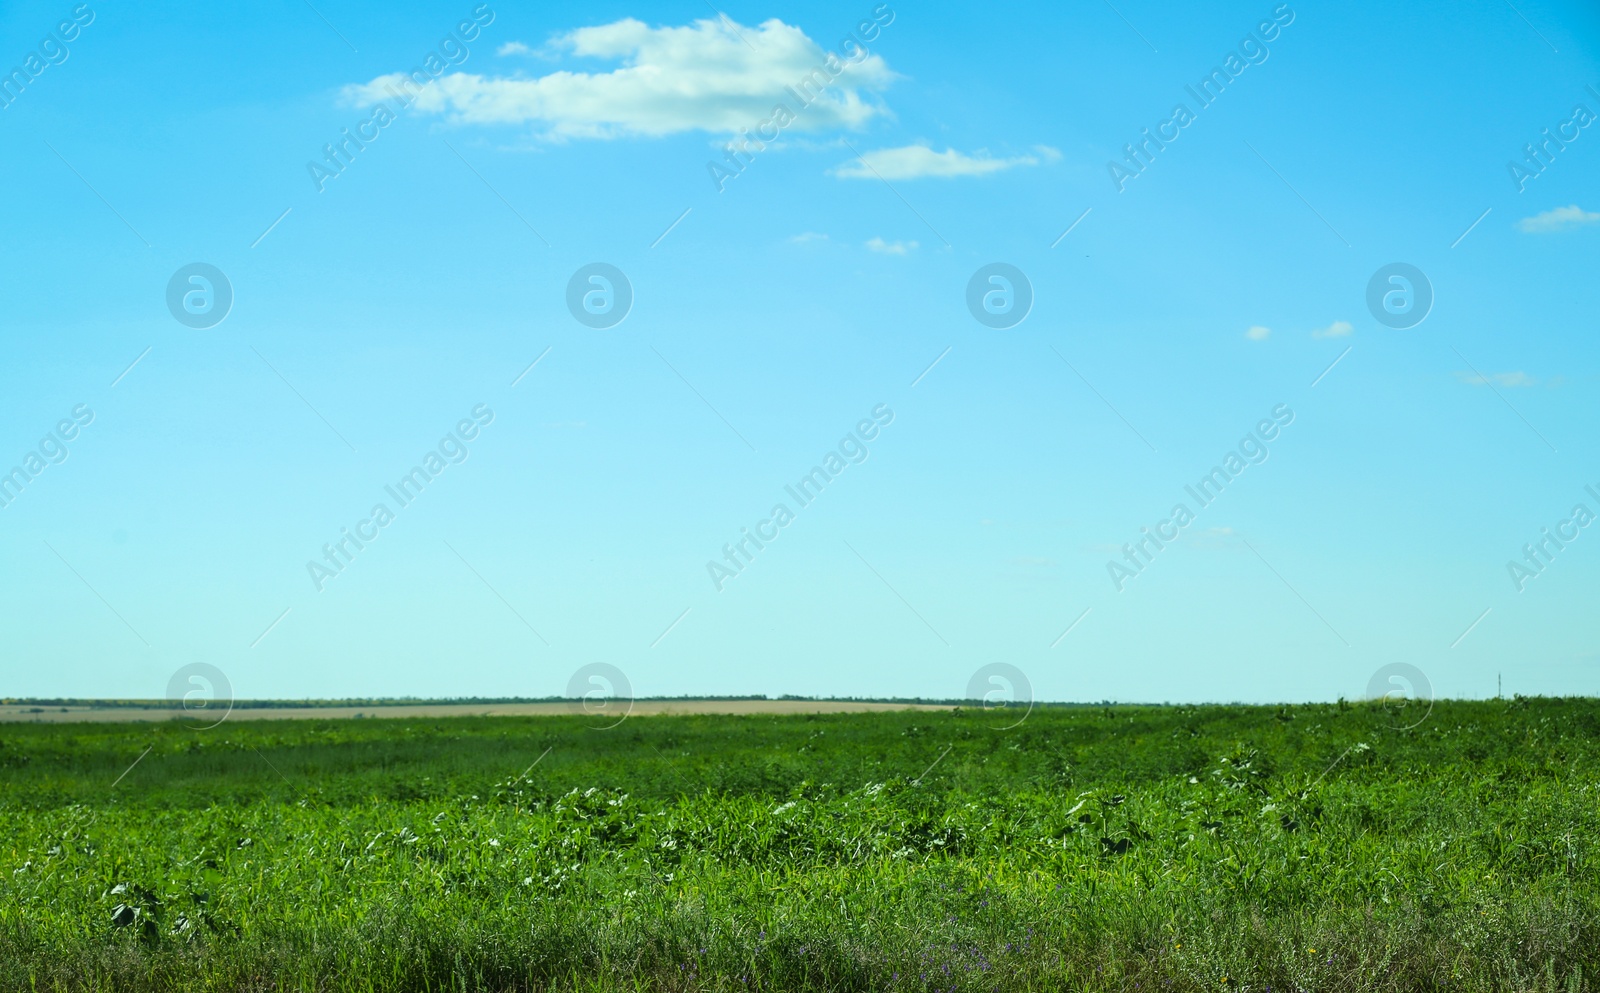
[3,698,1598,991]
[2,695,785,711]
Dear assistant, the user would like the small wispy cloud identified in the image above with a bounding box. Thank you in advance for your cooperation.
[1455,370,1538,388]
[1186,526,1238,551]
[788,231,829,244]
[497,41,533,56]
[1244,325,1271,341]
[1312,320,1353,339]
[832,144,1059,180]
[865,237,917,255]
[1517,205,1600,233]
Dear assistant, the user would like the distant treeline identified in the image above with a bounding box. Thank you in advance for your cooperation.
[2,694,1081,710]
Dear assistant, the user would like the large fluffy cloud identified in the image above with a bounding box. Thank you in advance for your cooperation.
[342,17,896,140]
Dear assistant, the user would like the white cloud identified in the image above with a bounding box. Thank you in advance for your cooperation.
[1186,526,1239,551]
[788,231,829,244]
[831,144,1058,180]
[1244,325,1271,341]
[1455,371,1537,388]
[1517,205,1600,233]
[497,41,532,56]
[865,237,917,255]
[1312,320,1353,339]
[343,17,895,140]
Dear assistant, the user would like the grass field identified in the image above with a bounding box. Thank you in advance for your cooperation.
[3,698,1598,991]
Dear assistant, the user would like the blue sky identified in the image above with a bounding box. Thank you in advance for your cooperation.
[1,0,1597,704]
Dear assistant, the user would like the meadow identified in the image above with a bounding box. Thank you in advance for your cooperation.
[2,697,1597,991]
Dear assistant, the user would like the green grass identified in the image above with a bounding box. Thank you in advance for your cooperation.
[3,698,1598,991]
